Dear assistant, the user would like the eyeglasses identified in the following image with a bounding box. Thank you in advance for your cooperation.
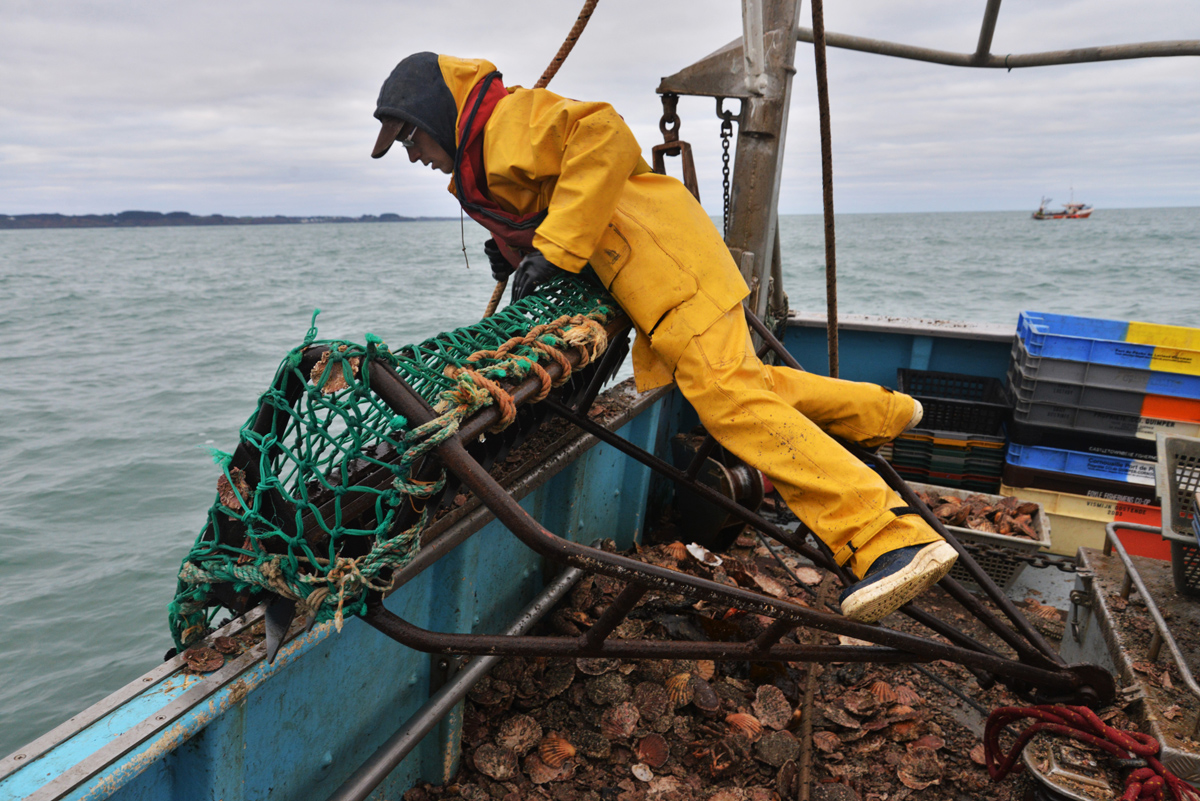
[398,123,418,150]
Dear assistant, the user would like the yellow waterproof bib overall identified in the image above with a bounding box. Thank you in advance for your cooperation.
[436,56,941,577]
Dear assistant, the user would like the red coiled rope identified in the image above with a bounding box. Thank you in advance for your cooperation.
[984,705,1199,801]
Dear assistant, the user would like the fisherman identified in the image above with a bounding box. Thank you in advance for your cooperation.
[370,52,958,623]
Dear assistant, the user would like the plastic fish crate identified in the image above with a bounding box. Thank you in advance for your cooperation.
[1006,443,1157,488]
[1006,416,1158,460]
[999,483,1168,561]
[897,369,1011,435]
[1009,384,1200,442]
[1152,434,1200,597]
[1001,462,1158,505]
[1007,357,1200,421]
[1018,312,1200,377]
[907,481,1050,591]
[1009,336,1200,402]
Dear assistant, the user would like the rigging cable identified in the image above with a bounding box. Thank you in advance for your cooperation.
[809,0,840,378]
[483,0,601,319]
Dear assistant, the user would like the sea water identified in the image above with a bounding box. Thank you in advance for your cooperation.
[1,208,1198,757]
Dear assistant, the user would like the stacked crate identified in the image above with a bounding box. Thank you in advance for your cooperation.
[1001,311,1200,559]
[890,369,1009,493]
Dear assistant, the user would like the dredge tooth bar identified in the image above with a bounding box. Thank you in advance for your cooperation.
[358,325,1115,707]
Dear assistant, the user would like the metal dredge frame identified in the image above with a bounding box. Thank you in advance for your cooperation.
[334,308,1116,708]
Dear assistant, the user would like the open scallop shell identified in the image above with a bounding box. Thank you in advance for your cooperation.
[636,733,670,768]
[665,672,695,708]
[869,680,898,704]
[538,734,576,768]
[725,712,764,740]
[600,701,640,740]
[685,542,723,567]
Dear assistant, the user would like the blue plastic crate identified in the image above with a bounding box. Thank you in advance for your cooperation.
[1006,442,1157,488]
[1018,311,1200,376]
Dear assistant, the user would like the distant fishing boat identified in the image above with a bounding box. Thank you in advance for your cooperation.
[1033,196,1094,219]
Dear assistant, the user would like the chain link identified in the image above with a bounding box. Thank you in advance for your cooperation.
[720,117,733,238]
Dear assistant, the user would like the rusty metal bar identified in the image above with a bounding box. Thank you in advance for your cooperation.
[850,440,1068,667]
[327,567,585,801]
[797,27,1200,69]
[363,360,1107,701]
[544,387,1020,681]
[974,0,1004,63]
[539,395,842,575]
[581,582,648,650]
[753,617,797,650]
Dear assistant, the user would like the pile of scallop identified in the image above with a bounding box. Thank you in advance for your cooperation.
[402,537,1036,801]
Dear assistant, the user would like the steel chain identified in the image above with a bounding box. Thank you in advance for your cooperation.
[720,117,733,238]
[961,541,1080,573]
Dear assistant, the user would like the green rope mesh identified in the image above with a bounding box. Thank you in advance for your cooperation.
[168,275,619,649]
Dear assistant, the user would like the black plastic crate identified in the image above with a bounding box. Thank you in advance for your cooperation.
[1007,416,1157,460]
[897,369,1010,435]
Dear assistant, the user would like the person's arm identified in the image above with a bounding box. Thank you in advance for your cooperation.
[524,93,643,272]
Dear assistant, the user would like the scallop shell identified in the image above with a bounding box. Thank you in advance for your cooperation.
[894,685,922,706]
[754,730,800,768]
[586,672,632,706]
[752,685,793,731]
[212,636,238,655]
[537,734,576,768]
[577,657,621,676]
[869,680,898,704]
[691,675,721,714]
[633,682,671,722]
[496,714,541,755]
[575,729,611,760]
[216,467,250,512]
[725,712,764,740]
[812,730,841,753]
[473,743,518,781]
[686,542,723,567]
[184,647,224,673]
[540,660,575,698]
[523,752,574,785]
[600,701,641,740]
[665,541,688,561]
[665,672,694,708]
[636,732,670,768]
[695,660,716,681]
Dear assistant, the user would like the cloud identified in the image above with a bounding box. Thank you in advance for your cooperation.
[1,0,1196,215]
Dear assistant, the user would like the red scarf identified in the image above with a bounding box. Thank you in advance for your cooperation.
[453,72,547,268]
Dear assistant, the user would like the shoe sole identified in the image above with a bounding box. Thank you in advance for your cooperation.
[840,541,958,623]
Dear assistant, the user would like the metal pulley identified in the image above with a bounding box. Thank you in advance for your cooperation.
[651,93,700,201]
[671,432,765,551]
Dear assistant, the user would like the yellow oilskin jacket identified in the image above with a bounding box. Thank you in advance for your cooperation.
[437,55,750,391]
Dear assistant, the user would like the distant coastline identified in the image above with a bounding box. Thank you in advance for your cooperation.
[0,210,455,230]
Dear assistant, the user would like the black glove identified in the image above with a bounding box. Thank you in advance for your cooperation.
[510,250,563,302]
[483,239,514,282]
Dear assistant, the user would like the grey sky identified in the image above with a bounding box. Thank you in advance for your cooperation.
[2,0,1197,216]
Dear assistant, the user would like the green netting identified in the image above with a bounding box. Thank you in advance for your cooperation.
[168,275,619,649]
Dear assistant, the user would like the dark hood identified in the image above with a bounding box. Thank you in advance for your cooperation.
[373,51,459,159]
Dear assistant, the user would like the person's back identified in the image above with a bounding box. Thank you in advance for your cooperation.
[370,51,958,623]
